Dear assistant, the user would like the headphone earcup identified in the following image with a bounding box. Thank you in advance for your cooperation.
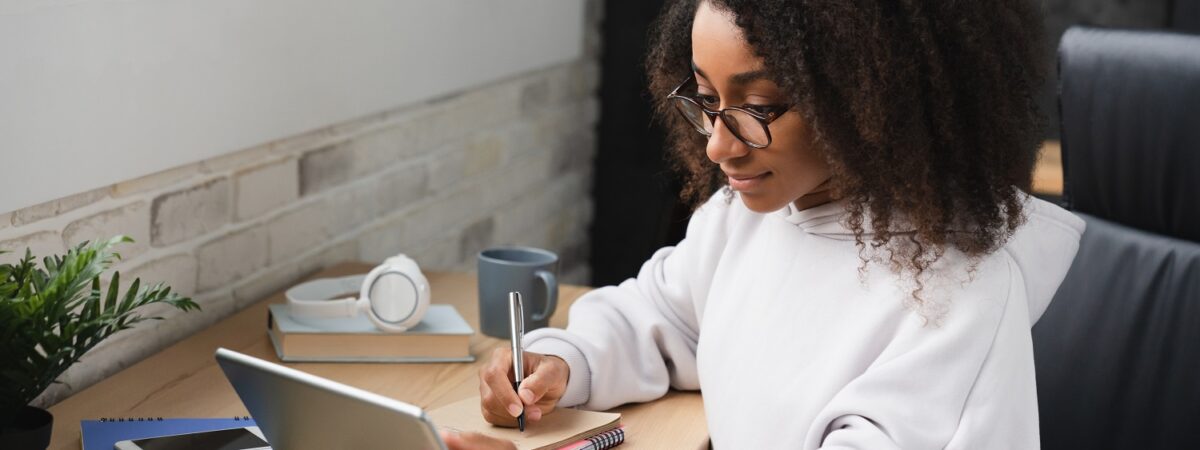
[361,255,431,333]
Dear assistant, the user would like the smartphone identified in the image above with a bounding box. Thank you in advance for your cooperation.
[113,426,270,450]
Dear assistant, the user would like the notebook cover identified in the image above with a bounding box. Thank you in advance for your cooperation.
[428,396,621,450]
[80,417,256,450]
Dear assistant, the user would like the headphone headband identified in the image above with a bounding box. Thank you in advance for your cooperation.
[284,255,430,333]
[285,275,366,315]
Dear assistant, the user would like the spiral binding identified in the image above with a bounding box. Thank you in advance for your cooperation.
[98,416,251,422]
[584,427,625,449]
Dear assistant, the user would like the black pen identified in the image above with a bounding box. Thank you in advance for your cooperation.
[508,292,526,432]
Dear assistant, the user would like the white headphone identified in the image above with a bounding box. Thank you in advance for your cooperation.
[285,254,431,333]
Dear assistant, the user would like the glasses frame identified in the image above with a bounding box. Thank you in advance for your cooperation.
[666,75,790,149]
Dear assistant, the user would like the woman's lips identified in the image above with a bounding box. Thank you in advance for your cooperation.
[727,172,770,191]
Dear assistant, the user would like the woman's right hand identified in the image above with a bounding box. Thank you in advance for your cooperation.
[479,347,570,427]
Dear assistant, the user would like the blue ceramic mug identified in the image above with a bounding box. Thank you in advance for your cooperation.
[477,247,559,338]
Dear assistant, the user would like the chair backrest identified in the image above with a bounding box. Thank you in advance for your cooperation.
[1174,0,1200,33]
[1058,27,1200,241]
[1032,26,1200,449]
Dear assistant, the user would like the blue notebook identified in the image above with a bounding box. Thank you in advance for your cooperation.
[80,417,256,450]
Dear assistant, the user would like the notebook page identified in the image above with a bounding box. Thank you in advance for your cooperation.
[428,396,620,450]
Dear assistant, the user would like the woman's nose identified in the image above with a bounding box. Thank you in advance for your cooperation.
[705,116,751,164]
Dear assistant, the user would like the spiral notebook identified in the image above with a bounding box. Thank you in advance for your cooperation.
[559,426,625,450]
[428,396,624,450]
[80,417,257,450]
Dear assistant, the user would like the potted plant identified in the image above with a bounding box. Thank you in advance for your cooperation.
[0,236,198,450]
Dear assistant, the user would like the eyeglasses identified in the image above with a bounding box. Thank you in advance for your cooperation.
[666,75,790,149]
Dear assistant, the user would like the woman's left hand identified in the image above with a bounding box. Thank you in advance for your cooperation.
[440,430,517,450]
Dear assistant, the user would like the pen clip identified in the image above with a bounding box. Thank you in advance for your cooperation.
[509,292,525,335]
[517,299,524,336]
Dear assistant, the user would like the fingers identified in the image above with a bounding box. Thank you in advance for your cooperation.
[521,354,568,404]
[517,371,549,407]
[478,382,510,425]
[440,430,464,449]
[479,348,570,427]
[479,348,523,426]
[516,354,568,423]
[441,430,517,450]
[517,376,550,423]
[480,403,518,428]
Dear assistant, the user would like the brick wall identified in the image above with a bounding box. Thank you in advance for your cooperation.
[4,0,603,408]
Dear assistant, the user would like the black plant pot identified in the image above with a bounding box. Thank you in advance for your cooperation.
[0,406,53,450]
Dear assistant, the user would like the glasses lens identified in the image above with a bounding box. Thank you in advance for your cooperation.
[672,98,713,136]
[723,109,770,147]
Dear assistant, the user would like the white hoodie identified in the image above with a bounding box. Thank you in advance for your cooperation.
[524,190,1085,449]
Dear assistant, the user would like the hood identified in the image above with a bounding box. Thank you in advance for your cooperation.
[775,194,1086,324]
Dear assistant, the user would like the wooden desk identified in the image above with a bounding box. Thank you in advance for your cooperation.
[47,263,709,449]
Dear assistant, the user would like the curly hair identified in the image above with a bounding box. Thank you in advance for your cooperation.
[646,0,1046,296]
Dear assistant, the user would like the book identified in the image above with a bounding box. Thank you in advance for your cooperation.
[428,396,624,450]
[267,303,475,363]
[80,417,257,450]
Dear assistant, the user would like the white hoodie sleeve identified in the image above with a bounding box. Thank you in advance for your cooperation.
[807,256,1040,450]
[523,196,729,410]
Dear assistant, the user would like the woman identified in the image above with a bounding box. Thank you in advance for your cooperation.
[446,0,1083,448]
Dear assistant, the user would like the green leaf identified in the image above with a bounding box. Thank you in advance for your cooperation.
[0,235,197,428]
[118,275,140,313]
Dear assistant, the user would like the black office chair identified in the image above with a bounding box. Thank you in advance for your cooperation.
[1175,0,1200,33]
[1031,27,1200,449]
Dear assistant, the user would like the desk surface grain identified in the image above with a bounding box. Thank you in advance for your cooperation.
[47,263,708,449]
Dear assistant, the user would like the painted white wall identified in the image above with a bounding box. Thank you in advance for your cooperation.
[0,0,584,214]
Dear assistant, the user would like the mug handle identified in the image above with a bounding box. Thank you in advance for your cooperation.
[532,270,558,323]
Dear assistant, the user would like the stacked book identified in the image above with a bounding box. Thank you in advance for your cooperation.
[266,304,475,363]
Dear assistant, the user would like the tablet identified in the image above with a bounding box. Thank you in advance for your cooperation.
[215,348,447,450]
